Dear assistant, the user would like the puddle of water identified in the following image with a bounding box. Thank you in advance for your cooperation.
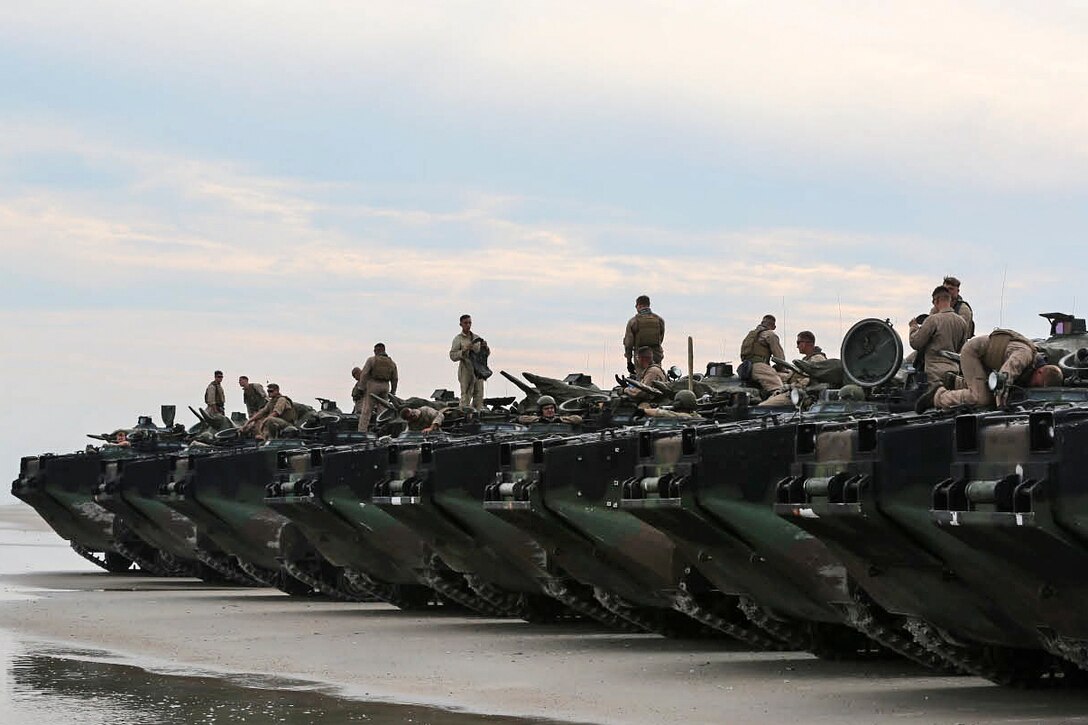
[0,629,566,724]
[0,509,579,724]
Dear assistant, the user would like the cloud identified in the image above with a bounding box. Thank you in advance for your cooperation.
[0,121,1080,500]
[4,3,1088,189]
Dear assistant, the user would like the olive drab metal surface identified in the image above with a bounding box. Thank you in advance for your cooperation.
[930,407,1088,672]
[17,316,1088,688]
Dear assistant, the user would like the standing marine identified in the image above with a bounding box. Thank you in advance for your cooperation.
[740,315,786,393]
[943,275,975,336]
[350,367,364,414]
[909,286,969,386]
[356,343,399,432]
[623,294,665,374]
[449,314,486,410]
[238,375,268,418]
[204,370,226,416]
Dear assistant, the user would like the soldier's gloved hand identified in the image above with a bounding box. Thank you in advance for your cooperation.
[626,360,636,375]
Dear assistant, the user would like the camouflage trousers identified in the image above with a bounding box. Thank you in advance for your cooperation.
[750,362,781,393]
[458,369,485,411]
[258,417,291,440]
[759,389,795,407]
[922,355,960,387]
[358,380,391,432]
[935,338,1033,409]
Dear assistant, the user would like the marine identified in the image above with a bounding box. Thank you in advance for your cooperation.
[909,286,969,386]
[238,376,267,418]
[623,294,665,374]
[449,314,486,410]
[642,389,702,419]
[916,329,1063,411]
[400,405,445,433]
[242,383,297,441]
[740,315,786,393]
[350,367,365,414]
[759,330,827,407]
[516,395,583,426]
[624,346,668,403]
[204,370,225,416]
[356,343,399,432]
[943,275,975,336]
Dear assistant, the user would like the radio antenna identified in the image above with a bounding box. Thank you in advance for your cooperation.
[837,294,843,341]
[999,265,1008,327]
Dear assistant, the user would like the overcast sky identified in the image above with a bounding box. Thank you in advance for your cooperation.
[3,2,1087,494]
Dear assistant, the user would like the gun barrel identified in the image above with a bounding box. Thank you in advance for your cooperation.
[369,393,397,411]
[500,370,537,396]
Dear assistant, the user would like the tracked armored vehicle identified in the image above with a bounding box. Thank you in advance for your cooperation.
[371,432,580,620]
[610,320,953,665]
[12,413,201,575]
[484,425,786,641]
[265,440,507,613]
[929,404,1088,675]
[159,437,372,598]
[368,424,657,626]
[775,315,1088,684]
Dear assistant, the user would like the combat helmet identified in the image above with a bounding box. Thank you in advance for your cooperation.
[839,384,865,401]
[537,395,557,409]
[673,389,698,411]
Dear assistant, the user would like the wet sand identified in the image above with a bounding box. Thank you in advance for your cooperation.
[3,505,1088,724]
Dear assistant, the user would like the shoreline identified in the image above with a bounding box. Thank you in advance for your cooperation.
[6,506,1088,723]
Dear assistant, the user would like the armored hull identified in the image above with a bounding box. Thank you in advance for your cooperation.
[774,412,1082,683]
[158,442,350,595]
[13,449,159,573]
[614,418,941,661]
[486,430,734,637]
[265,443,438,607]
[371,437,573,619]
[929,406,1088,673]
[93,451,258,582]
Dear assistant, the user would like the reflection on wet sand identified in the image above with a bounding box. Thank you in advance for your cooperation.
[4,633,564,725]
[6,506,1088,723]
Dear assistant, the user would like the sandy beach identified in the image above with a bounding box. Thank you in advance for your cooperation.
[3,505,1088,724]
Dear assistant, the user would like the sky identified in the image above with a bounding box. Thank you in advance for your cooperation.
[3,1,1088,497]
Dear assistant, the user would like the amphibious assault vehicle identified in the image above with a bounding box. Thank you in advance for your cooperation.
[775,314,1088,684]
[15,314,1088,689]
[12,412,204,575]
